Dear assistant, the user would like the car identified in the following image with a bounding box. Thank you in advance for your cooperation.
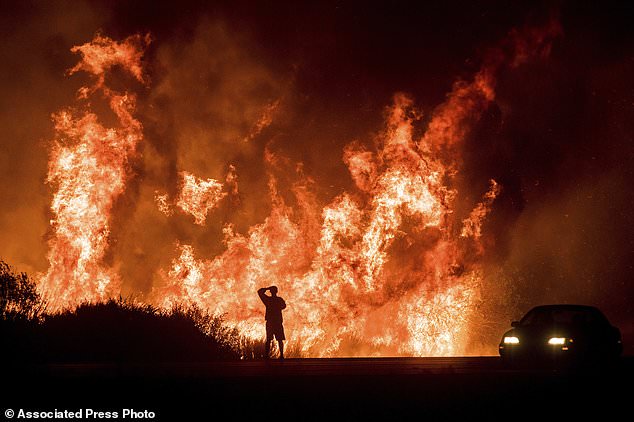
[499,304,622,365]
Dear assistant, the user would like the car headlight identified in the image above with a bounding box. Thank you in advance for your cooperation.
[548,337,566,345]
[504,336,520,344]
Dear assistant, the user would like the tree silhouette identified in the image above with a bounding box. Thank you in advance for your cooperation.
[0,260,44,321]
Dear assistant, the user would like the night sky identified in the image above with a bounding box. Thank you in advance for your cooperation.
[1,0,633,352]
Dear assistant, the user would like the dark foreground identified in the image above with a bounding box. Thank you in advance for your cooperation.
[4,357,633,420]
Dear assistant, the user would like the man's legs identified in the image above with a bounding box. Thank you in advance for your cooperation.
[265,335,272,359]
[278,339,284,360]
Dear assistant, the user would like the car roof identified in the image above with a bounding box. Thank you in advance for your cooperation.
[527,304,603,314]
[529,304,599,311]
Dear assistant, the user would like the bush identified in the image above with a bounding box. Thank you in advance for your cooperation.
[0,260,44,321]
[0,260,268,362]
[40,299,243,362]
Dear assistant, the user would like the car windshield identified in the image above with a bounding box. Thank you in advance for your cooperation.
[519,307,608,326]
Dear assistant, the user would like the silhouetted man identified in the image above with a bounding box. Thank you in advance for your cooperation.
[258,286,286,360]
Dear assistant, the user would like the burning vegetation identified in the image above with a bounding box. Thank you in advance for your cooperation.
[33,19,563,357]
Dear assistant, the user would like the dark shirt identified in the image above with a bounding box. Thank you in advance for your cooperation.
[258,289,286,324]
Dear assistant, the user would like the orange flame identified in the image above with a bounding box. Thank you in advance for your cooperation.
[40,23,559,355]
[38,34,149,311]
[242,100,280,142]
[154,192,173,217]
[150,22,559,356]
[151,90,486,356]
[176,172,227,225]
[461,180,502,240]
[155,169,234,223]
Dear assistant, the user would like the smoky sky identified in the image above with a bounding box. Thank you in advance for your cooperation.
[1,1,633,351]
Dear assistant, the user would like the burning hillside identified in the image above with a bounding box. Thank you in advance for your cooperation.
[34,19,562,357]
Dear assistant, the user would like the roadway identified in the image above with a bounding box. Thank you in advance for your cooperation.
[5,357,633,420]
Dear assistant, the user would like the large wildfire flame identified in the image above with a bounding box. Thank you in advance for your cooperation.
[39,34,151,310]
[38,22,560,356]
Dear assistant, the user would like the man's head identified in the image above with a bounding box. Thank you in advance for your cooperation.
[269,286,278,296]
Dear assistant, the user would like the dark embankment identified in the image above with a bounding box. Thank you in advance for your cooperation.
[2,300,266,362]
[1,260,264,363]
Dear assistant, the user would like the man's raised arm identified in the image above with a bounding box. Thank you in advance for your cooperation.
[258,287,268,303]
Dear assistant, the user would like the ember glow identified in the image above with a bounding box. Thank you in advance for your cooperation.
[35,21,561,356]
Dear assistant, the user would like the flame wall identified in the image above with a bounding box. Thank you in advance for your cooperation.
[1,1,633,355]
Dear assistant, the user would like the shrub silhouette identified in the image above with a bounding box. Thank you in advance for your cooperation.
[0,260,44,321]
[41,299,246,362]
[1,260,43,362]
[0,260,266,362]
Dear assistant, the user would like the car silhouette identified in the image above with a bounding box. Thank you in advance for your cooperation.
[499,304,622,365]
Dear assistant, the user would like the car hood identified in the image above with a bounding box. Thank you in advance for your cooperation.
[503,323,611,341]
